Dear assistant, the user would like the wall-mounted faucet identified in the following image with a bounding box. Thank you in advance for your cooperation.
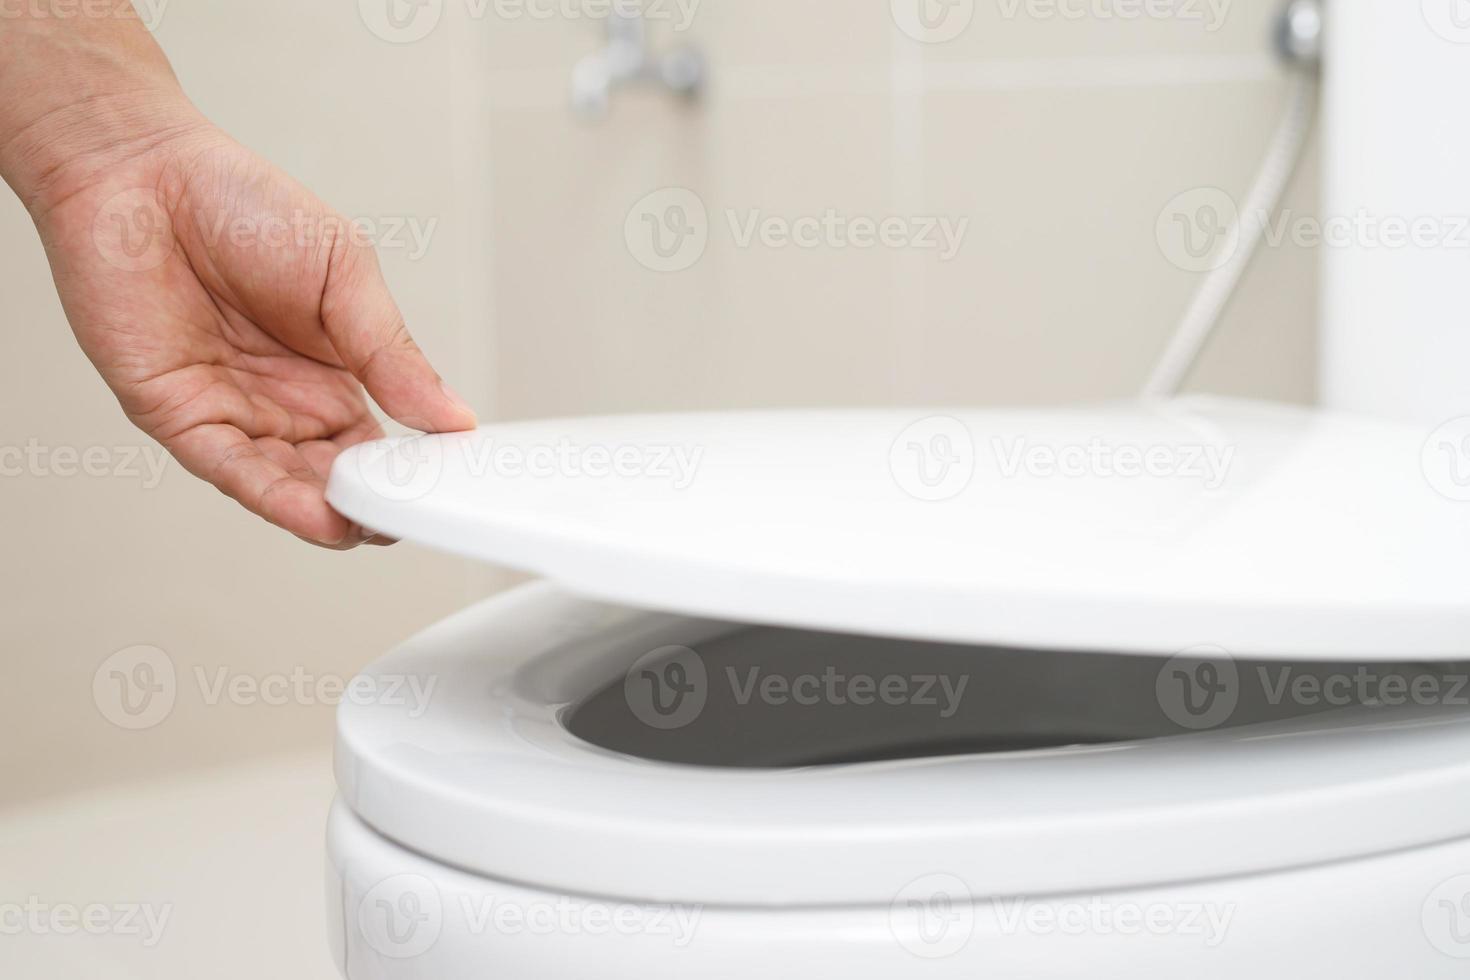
[571,10,705,120]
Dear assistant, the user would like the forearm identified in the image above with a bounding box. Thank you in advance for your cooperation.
[0,3,205,212]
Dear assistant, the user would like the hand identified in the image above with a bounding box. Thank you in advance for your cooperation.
[23,113,476,548]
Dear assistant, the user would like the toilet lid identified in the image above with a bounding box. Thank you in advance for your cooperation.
[326,397,1470,659]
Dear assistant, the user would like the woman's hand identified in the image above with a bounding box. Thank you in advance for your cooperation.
[1,7,474,548]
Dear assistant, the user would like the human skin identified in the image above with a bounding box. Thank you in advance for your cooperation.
[0,3,476,548]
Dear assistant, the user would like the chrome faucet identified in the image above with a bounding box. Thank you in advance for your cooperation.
[571,9,705,120]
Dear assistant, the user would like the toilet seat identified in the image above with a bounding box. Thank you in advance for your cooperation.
[335,582,1470,907]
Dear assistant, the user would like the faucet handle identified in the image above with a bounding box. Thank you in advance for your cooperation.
[571,9,705,121]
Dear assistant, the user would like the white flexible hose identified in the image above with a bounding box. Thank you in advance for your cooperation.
[1141,71,1320,399]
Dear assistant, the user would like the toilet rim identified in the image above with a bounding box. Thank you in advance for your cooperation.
[335,583,1470,907]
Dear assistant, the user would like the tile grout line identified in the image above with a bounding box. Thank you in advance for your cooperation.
[449,8,506,603]
[890,37,928,396]
[481,53,1281,108]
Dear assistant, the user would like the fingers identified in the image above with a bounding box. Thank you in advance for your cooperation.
[318,236,477,435]
[294,432,396,546]
[131,365,298,444]
[328,414,387,451]
[296,439,345,480]
[166,423,379,549]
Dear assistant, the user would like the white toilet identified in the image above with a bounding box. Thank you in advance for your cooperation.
[322,400,1470,978]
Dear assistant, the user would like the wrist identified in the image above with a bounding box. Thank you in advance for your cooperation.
[0,11,208,215]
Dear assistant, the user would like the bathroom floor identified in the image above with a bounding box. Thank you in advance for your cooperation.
[0,749,339,979]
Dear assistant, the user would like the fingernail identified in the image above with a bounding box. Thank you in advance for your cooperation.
[439,379,477,425]
[359,525,396,545]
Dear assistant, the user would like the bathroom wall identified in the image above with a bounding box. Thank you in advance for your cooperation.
[0,0,1317,804]
[479,0,1318,417]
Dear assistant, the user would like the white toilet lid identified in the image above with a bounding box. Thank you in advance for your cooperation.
[327,398,1470,659]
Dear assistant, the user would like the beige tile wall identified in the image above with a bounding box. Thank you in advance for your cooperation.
[0,0,1317,805]
[484,0,1316,418]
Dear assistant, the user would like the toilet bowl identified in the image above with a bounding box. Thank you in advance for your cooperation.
[324,400,1470,976]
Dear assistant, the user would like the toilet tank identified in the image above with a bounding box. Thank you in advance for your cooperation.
[1320,1,1470,425]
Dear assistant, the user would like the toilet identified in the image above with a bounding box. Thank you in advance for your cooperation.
[322,399,1470,978]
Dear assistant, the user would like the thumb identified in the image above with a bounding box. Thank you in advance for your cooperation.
[319,231,476,433]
